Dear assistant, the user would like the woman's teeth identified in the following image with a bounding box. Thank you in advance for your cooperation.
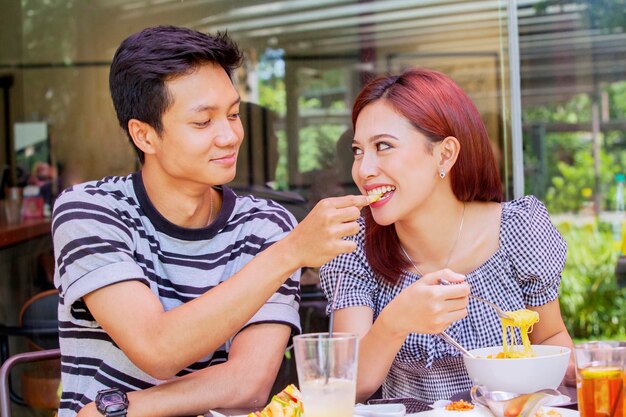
[367,186,396,204]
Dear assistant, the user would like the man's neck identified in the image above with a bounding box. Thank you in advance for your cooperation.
[140,166,217,229]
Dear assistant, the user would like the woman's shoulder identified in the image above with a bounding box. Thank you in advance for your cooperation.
[501,195,550,225]
[499,195,564,250]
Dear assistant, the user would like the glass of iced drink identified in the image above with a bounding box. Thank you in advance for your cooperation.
[574,341,626,417]
[293,333,358,417]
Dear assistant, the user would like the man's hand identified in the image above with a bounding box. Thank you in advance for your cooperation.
[284,195,370,268]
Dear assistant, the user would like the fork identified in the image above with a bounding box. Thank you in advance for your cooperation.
[439,278,511,319]
[438,331,476,358]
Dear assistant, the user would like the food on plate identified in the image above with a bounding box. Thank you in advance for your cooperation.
[445,400,474,411]
[491,309,539,358]
[247,384,303,417]
[533,408,562,417]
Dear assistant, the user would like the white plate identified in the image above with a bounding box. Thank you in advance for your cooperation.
[209,413,365,417]
[406,407,579,417]
[209,406,579,417]
[545,395,572,407]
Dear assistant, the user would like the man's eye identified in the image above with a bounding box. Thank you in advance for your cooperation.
[193,120,211,127]
[229,113,240,120]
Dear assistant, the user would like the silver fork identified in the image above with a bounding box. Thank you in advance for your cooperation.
[438,331,476,358]
[439,278,511,319]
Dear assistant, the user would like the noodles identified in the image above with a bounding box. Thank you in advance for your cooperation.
[496,309,539,358]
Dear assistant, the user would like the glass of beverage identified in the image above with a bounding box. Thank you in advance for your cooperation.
[293,332,358,417]
[574,341,626,417]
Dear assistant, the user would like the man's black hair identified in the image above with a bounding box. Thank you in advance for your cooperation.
[109,25,243,163]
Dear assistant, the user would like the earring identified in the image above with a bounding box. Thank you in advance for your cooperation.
[439,168,446,179]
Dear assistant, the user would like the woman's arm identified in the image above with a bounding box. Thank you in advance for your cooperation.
[529,299,576,386]
[333,269,469,402]
[333,306,403,402]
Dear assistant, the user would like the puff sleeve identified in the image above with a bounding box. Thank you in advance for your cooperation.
[319,218,378,315]
[501,195,567,306]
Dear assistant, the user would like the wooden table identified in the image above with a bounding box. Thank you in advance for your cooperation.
[0,217,53,325]
[0,218,52,248]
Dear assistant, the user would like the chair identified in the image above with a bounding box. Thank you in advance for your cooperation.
[0,348,61,417]
[0,289,60,414]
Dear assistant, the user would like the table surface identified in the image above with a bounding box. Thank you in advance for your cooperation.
[0,217,51,248]
[206,385,578,416]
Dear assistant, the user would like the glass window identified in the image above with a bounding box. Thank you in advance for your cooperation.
[519,0,626,339]
[1,0,512,206]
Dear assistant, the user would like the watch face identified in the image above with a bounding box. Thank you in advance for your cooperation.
[105,403,127,413]
[103,392,125,404]
[96,389,128,415]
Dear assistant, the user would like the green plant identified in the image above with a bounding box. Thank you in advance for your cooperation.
[545,148,622,213]
[557,222,626,339]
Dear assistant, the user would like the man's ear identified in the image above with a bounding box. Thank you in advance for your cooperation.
[128,119,159,156]
[438,136,461,172]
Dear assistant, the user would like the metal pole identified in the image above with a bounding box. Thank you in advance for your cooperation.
[507,0,524,199]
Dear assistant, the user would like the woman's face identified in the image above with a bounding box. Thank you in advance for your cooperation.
[352,100,441,226]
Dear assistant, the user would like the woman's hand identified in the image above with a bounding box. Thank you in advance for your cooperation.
[379,269,470,336]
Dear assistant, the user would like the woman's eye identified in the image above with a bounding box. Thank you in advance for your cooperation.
[352,147,363,156]
[228,113,240,120]
[193,120,211,127]
[376,142,391,151]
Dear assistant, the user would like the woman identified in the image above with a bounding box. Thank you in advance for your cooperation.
[319,68,575,403]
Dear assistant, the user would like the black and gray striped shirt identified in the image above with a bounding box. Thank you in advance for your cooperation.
[53,172,301,416]
[320,196,566,403]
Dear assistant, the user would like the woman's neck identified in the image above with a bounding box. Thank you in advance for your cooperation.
[395,197,467,272]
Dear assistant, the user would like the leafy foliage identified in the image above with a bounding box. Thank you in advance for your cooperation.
[544,148,620,213]
[557,222,626,338]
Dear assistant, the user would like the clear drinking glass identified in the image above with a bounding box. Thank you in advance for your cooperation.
[574,341,626,417]
[3,186,23,225]
[293,332,358,417]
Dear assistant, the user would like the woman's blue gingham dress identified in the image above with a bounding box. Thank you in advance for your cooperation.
[319,196,567,402]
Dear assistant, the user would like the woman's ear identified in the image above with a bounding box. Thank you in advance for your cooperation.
[437,136,461,174]
[128,119,158,156]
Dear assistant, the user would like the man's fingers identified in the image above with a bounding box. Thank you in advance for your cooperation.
[335,206,362,223]
[336,220,360,238]
[324,194,370,209]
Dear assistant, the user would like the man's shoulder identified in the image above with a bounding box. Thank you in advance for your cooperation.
[54,174,137,217]
[59,174,134,200]
[229,187,299,227]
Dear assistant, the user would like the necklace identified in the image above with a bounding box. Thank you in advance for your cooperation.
[400,202,466,275]
[207,188,214,226]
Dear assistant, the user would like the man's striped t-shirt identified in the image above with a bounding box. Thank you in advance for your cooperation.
[52,172,301,416]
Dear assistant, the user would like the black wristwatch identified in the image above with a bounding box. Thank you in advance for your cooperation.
[95,388,129,417]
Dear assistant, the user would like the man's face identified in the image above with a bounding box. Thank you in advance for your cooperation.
[146,62,244,187]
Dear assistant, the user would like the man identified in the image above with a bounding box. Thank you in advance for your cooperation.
[52,26,367,417]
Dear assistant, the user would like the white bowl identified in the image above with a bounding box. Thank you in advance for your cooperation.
[462,345,570,394]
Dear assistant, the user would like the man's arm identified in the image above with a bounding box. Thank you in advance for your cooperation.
[77,322,291,417]
[83,194,369,379]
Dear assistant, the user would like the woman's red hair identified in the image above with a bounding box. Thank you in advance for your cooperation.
[352,68,503,284]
